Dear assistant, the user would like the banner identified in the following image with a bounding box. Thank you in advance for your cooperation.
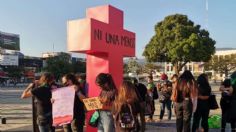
[83,97,102,111]
[0,31,20,50]
[52,86,75,126]
[0,54,18,66]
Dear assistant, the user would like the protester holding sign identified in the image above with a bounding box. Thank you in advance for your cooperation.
[60,74,86,132]
[95,73,117,132]
[21,73,56,132]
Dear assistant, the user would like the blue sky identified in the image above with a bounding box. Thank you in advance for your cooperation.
[0,0,235,58]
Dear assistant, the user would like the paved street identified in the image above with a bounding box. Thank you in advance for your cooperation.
[0,85,32,132]
[0,83,230,132]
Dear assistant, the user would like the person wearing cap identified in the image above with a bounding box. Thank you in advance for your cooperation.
[157,73,172,121]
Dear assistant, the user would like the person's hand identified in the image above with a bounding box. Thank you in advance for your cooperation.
[29,83,34,88]
[73,85,79,91]
[51,98,55,104]
[51,85,57,90]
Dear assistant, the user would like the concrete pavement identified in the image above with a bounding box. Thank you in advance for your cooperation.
[0,83,229,132]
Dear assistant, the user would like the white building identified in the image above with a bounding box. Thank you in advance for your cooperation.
[164,62,204,77]
[164,48,236,79]
[211,48,236,80]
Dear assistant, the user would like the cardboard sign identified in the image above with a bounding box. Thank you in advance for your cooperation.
[83,97,102,111]
[52,86,75,126]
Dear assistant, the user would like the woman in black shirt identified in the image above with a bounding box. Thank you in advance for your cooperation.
[192,73,211,132]
[21,73,55,132]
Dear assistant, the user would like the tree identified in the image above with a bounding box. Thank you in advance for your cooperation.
[43,52,72,81]
[204,54,236,77]
[143,62,161,74]
[126,58,142,75]
[4,66,24,79]
[123,63,129,74]
[143,14,216,74]
[71,60,86,74]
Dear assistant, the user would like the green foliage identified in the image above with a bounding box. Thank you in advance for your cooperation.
[205,54,236,77]
[143,62,161,74]
[126,58,142,74]
[71,60,86,74]
[4,66,24,79]
[143,14,216,74]
[43,53,72,80]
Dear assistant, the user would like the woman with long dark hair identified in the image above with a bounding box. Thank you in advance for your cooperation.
[96,73,117,132]
[113,81,142,132]
[171,70,198,132]
[192,73,211,132]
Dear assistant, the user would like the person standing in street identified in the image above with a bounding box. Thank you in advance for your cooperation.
[146,75,156,121]
[171,70,198,132]
[60,74,86,132]
[226,71,236,132]
[220,78,235,132]
[21,73,56,132]
[132,78,147,132]
[157,73,172,121]
[113,81,142,132]
[96,73,117,132]
[192,73,211,132]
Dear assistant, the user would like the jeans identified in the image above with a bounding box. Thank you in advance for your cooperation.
[176,100,192,132]
[63,118,84,132]
[192,100,210,132]
[98,111,115,132]
[160,99,172,120]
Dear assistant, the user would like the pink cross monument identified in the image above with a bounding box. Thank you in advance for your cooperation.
[67,5,135,131]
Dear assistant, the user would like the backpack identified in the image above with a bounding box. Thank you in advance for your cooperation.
[118,103,138,130]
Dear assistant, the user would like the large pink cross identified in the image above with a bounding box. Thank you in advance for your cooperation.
[67,5,135,131]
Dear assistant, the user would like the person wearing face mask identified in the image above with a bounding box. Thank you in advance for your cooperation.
[75,73,88,97]
[60,74,86,132]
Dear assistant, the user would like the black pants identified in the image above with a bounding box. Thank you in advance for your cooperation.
[221,98,236,132]
[176,100,192,132]
[192,100,210,132]
[149,100,155,119]
[160,99,172,120]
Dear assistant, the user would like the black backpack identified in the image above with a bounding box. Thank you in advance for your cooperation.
[118,103,138,130]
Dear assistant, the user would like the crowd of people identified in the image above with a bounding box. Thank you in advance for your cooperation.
[20,70,236,132]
